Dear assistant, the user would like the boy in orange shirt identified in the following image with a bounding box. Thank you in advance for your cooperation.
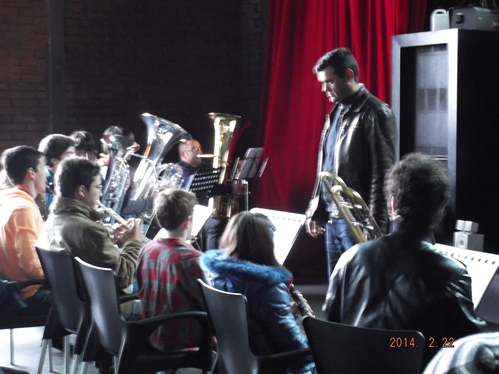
[0,145,52,317]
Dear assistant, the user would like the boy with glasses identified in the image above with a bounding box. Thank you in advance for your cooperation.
[36,157,143,291]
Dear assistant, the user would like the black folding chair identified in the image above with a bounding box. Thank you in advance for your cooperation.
[75,257,216,374]
[302,316,425,374]
[198,279,311,374]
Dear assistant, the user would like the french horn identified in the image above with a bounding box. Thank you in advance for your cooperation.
[319,171,382,243]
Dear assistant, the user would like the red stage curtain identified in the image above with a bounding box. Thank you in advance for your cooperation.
[254,0,426,213]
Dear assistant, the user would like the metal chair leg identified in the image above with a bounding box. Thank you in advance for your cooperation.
[49,340,54,372]
[70,354,82,374]
[9,329,14,365]
[38,339,50,374]
[64,335,71,374]
[79,360,89,374]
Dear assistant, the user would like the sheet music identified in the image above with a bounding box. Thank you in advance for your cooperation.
[250,208,305,264]
[153,204,212,240]
[434,243,499,307]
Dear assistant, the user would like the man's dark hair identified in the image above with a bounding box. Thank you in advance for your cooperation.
[2,145,44,185]
[155,190,196,231]
[70,130,97,153]
[101,126,135,155]
[385,153,450,231]
[38,134,75,167]
[56,157,101,197]
[313,47,360,83]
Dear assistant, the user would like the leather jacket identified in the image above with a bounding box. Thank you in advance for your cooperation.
[305,85,397,232]
[323,228,486,366]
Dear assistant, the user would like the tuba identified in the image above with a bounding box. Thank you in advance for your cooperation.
[100,135,139,224]
[319,171,382,243]
[129,113,190,224]
[208,112,250,220]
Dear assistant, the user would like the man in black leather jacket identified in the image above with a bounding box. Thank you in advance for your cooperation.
[305,47,397,277]
[324,153,485,367]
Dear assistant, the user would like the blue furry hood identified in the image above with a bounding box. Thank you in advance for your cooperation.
[200,249,293,287]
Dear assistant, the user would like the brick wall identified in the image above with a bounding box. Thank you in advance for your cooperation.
[0,0,49,152]
[0,0,267,157]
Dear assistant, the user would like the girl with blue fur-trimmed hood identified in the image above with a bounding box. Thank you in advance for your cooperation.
[200,211,316,374]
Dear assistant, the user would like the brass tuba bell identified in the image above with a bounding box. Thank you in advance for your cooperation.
[208,112,251,219]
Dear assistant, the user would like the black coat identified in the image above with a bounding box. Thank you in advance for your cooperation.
[306,85,397,233]
[324,228,486,366]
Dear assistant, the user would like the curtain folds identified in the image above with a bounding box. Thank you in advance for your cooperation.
[254,0,427,213]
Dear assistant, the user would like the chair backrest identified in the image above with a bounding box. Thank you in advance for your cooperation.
[198,279,259,374]
[75,257,125,356]
[302,316,424,374]
[35,248,87,335]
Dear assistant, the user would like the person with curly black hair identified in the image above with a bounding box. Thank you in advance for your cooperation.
[323,153,485,367]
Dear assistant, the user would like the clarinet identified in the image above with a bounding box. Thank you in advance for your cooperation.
[289,284,315,317]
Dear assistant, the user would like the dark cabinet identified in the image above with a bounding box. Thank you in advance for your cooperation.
[392,29,499,251]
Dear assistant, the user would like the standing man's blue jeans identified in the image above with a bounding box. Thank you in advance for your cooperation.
[325,218,355,277]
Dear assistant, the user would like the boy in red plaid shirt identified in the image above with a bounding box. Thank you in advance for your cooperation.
[137,190,206,352]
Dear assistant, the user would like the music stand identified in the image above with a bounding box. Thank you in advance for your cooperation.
[434,243,499,326]
[189,167,224,199]
[234,148,264,180]
[231,148,267,211]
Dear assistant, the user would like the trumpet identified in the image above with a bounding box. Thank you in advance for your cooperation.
[96,201,150,245]
[319,171,382,243]
[97,200,130,227]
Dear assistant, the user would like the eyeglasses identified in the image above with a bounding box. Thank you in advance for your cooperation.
[90,184,102,192]
[186,147,202,153]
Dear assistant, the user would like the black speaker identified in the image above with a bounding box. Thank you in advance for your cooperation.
[392,29,499,252]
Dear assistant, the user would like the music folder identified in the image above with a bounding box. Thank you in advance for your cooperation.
[234,147,264,180]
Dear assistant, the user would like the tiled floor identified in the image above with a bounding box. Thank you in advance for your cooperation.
[0,283,329,374]
[0,326,100,374]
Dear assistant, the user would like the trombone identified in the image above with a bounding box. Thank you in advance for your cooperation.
[319,171,382,243]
